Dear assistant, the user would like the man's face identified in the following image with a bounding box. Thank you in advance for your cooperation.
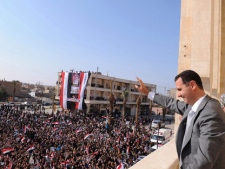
[175,77,193,105]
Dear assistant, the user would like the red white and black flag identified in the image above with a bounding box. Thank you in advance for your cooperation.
[66,72,73,109]
[2,148,14,154]
[60,72,69,109]
[76,72,89,110]
[60,71,90,110]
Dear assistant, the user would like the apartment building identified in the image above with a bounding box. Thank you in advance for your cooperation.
[56,71,156,116]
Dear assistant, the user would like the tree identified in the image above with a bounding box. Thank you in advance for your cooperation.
[121,90,129,121]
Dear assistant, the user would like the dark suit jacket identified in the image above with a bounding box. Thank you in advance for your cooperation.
[153,94,225,169]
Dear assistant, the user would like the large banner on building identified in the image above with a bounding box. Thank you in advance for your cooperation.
[60,72,69,109]
[75,72,89,110]
[60,71,90,110]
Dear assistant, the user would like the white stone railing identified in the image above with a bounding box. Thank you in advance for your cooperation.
[129,138,179,169]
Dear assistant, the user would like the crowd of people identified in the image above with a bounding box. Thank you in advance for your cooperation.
[0,105,157,169]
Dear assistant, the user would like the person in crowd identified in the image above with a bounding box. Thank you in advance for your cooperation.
[135,69,225,169]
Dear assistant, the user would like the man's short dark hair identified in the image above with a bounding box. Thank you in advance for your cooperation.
[174,70,204,90]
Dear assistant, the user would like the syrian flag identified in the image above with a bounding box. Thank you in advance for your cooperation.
[84,133,93,140]
[92,151,98,155]
[50,152,55,160]
[61,159,70,165]
[2,148,14,154]
[45,120,50,124]
[85,146,89,155]
[76,72,89,110]
[66,72,73,109]
[21,136,26,143]
[26,145,35,152]
[126,146,130,155]
[24,125,31,133]
[76,129,82,133]
[60,72,69,109]
[59,130,62,137]
[116,137,120,143]
[24,126,27,133]
[53,128,59,132]
[116,163,124,169]
[52,122,59,125]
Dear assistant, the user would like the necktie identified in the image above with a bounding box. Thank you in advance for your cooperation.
[180,109,195,168]
[185,110,195,133]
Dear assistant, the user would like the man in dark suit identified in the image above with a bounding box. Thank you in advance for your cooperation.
[135,70,225,169]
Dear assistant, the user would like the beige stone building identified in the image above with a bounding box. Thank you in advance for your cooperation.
[56,71,156,115]
[178,0,225,98]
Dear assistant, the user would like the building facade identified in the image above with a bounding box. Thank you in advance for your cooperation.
[178,0,225,99]
[56,71,156,115]
[0,80,21,97]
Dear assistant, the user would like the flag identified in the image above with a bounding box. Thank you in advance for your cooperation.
[67,72,73,109]
[45,120,50,124]
[85,146,89,155]
[76,72,89,110]
[2,148,14,154]
[50,152,55,160]
[26,145,35,152]
[84,134,93,140]
[126,146,130,155]
[116,137,120,143]
[116,163,124,169]
[76,129,82,133]
[53,128,58,132]
[24,125,31,133]
[59,130,62,137]
[60,72,69,109]
[52,122,59,125]
[24,126,26,133]
[92,151,98,155]
[21,137,25,143]
[61,159,70,165]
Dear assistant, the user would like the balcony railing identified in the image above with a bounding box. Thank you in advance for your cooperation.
[129,138,179,169]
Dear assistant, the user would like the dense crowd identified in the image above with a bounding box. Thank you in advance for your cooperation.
[0,106,155,169]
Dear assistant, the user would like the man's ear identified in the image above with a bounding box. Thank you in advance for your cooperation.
[190,80,196,90]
